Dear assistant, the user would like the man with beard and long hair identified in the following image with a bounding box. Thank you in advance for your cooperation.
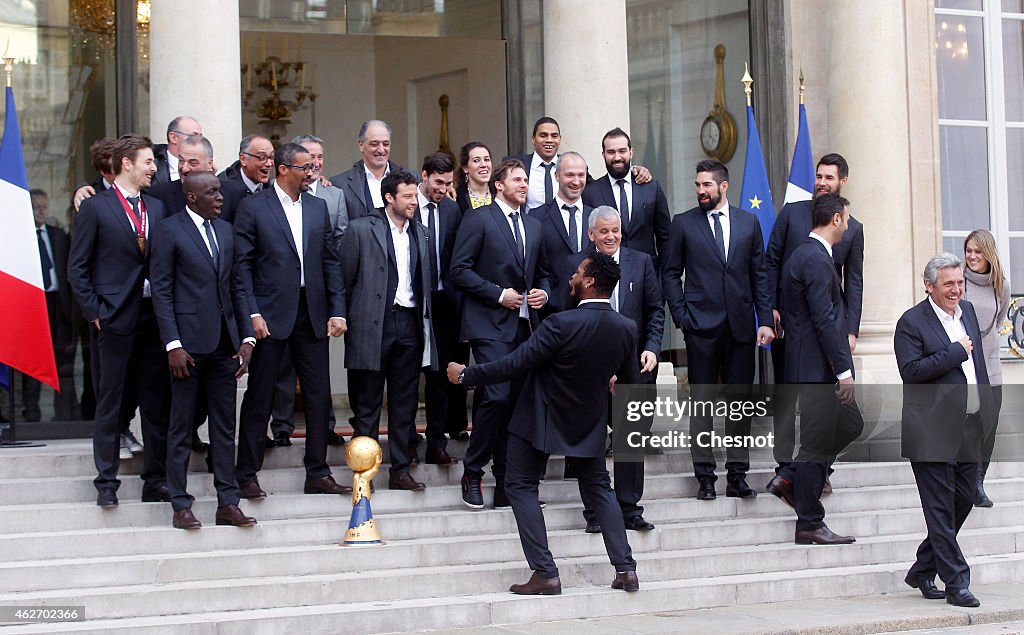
[765,153,864,479]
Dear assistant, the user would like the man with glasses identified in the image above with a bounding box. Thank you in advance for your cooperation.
[234,142,350,498]
[152,116,203,185]
[220,135,276,199]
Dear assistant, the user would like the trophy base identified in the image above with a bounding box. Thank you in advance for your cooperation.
[342,517,382,546]
[340,539,385,547]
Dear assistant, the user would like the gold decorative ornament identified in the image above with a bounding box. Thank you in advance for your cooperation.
[700,44,738,163]
[342,436,384,546]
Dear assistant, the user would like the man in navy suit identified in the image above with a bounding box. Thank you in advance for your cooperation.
[766,193,862,546]
[450,158,550,509]
[233,142,350,499]
[448,250,640,595]
[765,153,864,471]
[662,159,775,500]
[531,151,592,308]
[581,128,670,269]
[68,133,171,507]
[150,173,257,529]
[895,252,994,608]
[329,120,404,220]
[149,136,245,226]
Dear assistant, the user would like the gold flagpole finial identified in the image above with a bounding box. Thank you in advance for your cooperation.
[741,63,753,107]
[799,65,805,105]
[2,38,11,88]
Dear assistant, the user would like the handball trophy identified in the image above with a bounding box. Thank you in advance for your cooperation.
[341,436,383,546]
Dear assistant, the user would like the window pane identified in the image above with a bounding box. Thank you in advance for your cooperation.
[940,126,990,232]
[1004,1,1024,13]
[938,0,982,8]
[943,235,964,257]
[1008,129,1024,230]
[1005,19,1024,121]
[937,15,986,120]
[1010,238,1024,294]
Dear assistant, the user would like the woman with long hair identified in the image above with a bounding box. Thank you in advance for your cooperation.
[962,229,1011,507]
[455,141,493,215]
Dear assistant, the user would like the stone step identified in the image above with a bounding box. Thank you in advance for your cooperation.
[2,555,1022,634]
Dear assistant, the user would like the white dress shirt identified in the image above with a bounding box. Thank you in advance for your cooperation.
[36,225,58,293]
[610,248,621,312]
[496,196,532,319]
[167,152,180,181]
[526,152,557,210]
[928,297,980,413]
[554,194,584,253]
[307,180,318,197]
[417,190,443,291]
[114,182,151,298]
[610,172,633,218]
[240,170,262,194]
[387,213,416,308]
[365,164,390,210]
[274,182,306,287]
[706,199,730,261]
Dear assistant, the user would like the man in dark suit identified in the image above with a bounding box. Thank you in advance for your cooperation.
[531,151,592,307]
[233,142,350,498]
[895,252,994,608]
[450,158,550,509]
[23,189,76,421]
[341,169,437,490]
[662,159,775,499]
[218,134,275,201]
[447,250,640,595]
[765,193,862,546]
[581,128,671,269]
[68,133,171,507]
[151,116,203,186]
[766,153,864,471]
[415,153,460,465]
[329,120,404,221]
[150,172,257,529]
[149,136,246,225]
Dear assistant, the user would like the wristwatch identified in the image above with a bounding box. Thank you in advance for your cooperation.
[458,369,466,385]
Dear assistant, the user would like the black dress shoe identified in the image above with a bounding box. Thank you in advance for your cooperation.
[304,475,353,495]
[510,572,561,595]
[449,431,470,442]
[141,485,171,503]
[191,436,209,452]
[388,472,426,491]
[264,436,276,449]
[624,516,656,531]
[238,479,267,499]
[97,490,118,508]
[461,475,484,509]
[821,477,833,495]
[904,574,945,599]
[425,447,457,465]
[611,571,640,592]
[326,430,345,446]
[215,504,257,527]
[273,431,292,447]
[173,508,202,530]
[946,588,980,607]
[766,474,795,508]
[975,482,993,508]
[696,478,716,500]
[795,525,855,545]
[726,478,757,498]
[493,486,510,508]
[585,520,602,534]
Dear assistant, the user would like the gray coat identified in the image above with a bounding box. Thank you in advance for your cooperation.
[310,182,349,248]
[339,212,438,372]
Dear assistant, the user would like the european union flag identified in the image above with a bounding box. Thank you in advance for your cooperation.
[739,104,775,248]
[783,103,814,204]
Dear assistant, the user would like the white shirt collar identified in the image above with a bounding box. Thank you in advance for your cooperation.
[240,170,261,193]
[168,152,179,170]
[386,210,409,233]
[578,298,611,305]
[364,163,390,179]
[705,197,729,217]
[928,296,963,322]
[184,207,209,229]
[531,152,557,169]
[113,181,140,199]
[807,231,834,258]
[554,193,581,210]
[417,189,433,209]
[609,171,633,186]
[273,181,300,206]
[495,196,520,217]
[307,180,318,196]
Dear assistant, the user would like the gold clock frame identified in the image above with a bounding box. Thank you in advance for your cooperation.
[700,44,737,163]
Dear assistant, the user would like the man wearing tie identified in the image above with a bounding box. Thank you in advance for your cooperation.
[218,135,275,202]
[150,172,257,529]
[450,158,550,509]
[662,159,775,501]
[68,133,170,508]
[233,142,350,499]
[416,153,459,465]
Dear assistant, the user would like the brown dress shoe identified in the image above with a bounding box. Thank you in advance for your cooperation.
[425,447,457,465]
[389,472,426,491]
[795,524,855,545]
[172,508,202,530]
[238,479,267,499]
[822,478,833,495]
[215,504,257,527]
[509,572,561,595]
[611,571,640,592]
[766,475,795,508]
[304,475,353,495]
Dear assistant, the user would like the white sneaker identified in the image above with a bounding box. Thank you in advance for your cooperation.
[119,435,133,460]
[124,430,144,454]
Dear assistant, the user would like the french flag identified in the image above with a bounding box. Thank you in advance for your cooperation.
[0,84,58,390]
[783,103,814,204]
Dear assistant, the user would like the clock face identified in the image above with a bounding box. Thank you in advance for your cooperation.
[701,117,721,153]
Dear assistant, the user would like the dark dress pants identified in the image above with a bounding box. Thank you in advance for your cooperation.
[421,291,456,450]
[908,458,978,591]
[270,350,337,437]
[445,339,471,435]
[462,319,531,483]
[506,432,636,578]
[684,330,755,481]
[347,308,422,475]
[237,292,333,483]
[167,323,240,511]
[92,300,169,495]
[770,337,798,469]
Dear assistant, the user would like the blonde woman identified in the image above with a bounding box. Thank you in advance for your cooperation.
[963,229,1011,507]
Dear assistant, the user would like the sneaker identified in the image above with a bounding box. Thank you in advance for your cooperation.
[461,475,484,509]
[119,435,133,460]
[124,430,144,454]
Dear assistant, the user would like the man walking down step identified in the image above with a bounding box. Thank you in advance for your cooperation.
[447,250,640,595]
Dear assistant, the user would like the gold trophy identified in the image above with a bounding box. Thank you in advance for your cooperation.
[341,436,384,546]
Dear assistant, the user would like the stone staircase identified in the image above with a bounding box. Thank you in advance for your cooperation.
[0,439,1022,634]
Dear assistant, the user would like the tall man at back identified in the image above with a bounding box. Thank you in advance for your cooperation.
[330,120,402,220]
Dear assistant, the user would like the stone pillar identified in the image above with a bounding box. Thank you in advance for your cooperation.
[542,0,630,175]
[149,0,242,172]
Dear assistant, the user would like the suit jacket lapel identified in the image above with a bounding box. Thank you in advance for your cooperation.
[490,205,524,269]
[548,203,575,252]
[370,215,390,267]
[268,192,299,258]
[301,194,317,258]
[725,206,742,265]
[105,193,144,254]
[695,210,726,265]
[181,213,218,272]
[344,170,367,217]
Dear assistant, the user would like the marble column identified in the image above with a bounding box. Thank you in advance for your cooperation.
[542,0,630,175]
[148,0,242,173]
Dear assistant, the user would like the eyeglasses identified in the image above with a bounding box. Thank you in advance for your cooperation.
[282,163,315,173]
[241,151,274,163]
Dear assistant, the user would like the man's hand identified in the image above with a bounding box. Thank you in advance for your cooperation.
[757,325,775,346]
[446,183,457,201]
[958,335,973,356]
[447,362,466,385]
[772,309,782,334]
[609,374,618,395]
[501,289,524,310]
[848,334,858,353]
[92,318,101,331]
[526,288,547,309]
[233,342,254,379]
[631,165,652,184]
[252,315,270,339]
[73,185,96,211]
[318,175,332,188]
[328,317,347,337]
[640,350,658,374]
[168,348,195,379]
[836,376,856,404]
